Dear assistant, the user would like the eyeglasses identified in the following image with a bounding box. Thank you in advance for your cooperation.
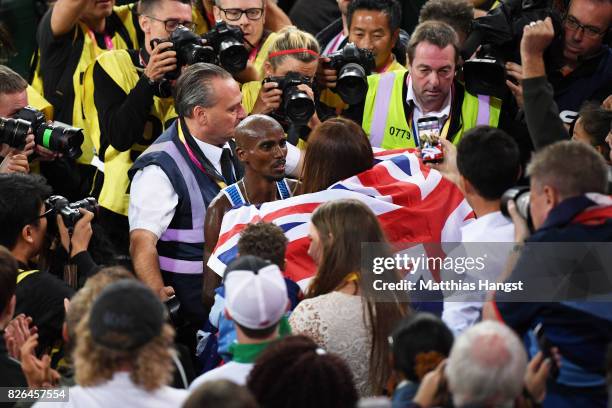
[145,15,196,32]
[218,7,264,21]
[23,204,53,227]
[563,15,606,38]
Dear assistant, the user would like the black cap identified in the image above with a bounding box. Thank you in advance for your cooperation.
[89,280,166,351]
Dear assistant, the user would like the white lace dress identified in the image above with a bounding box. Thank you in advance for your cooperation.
[289,291,372,396]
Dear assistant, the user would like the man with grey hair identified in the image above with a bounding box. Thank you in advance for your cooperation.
[489,141,612,407]
[128,63,246,356]
[446,320,527,407]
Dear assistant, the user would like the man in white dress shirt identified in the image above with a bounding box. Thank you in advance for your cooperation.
[127,63,299,355]
[429,126,521,334]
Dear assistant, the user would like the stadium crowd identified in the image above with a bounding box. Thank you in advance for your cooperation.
[0,0,611,406]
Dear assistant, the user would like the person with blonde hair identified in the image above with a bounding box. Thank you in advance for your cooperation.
[289,199,408,396]
[241,26,322,147]
[35,280,188,407]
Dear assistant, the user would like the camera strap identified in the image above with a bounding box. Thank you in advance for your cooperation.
[64,229,78,289]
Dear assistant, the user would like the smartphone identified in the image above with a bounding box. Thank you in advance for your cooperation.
[417,117,444,164]
[534,323,560,379]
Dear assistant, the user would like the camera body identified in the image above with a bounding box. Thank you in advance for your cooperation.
[45,195,99,229]
[0,106,84,159]
[262,71,315,125]
[152,26,216,81]
[202,21,249,74]
[327,43,375,105]
[461,0,565,97]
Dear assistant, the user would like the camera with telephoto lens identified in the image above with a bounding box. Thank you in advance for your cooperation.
[1,106,84,159]
[500,186,532,229]
[45,195,99,229]
[327,43,375,105]
[262,71,315,125]
[202,20,249,74]
[152,26,216,81]
[0,117,32,149]
[461,0,564,98]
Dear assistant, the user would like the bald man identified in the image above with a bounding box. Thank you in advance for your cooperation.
[202,115,298,312]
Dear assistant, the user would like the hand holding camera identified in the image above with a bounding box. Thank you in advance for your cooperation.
[326,43,375,105]
[0,106,84,159]
[253,80,284,115]
[57,208,94,258]
[0,151,29,174]
[262,72,315,125]
[144,41,177,83]
[316,56,338,89]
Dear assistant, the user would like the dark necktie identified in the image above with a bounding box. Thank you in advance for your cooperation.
[220,147,236,185]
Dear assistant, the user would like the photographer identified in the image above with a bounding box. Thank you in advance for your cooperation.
[520,17,612,166]
[0,65,70,178]
[489,141,612,407]
[34,0,141,179]
[548,0,612,118]
[506,0,612,122]
[82,0,192,256]
[212,0,279,82]
[241,26,321,147]
[0,173,96,355]
[317,0,407,115]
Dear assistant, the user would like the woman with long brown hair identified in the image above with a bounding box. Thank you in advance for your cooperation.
[289,199,409,396]
[297,117,374,194]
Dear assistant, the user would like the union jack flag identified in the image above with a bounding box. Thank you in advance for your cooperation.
[209,149,474,288]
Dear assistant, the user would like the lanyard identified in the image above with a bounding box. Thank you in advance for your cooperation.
[87,29,114,50]
[327,32,345,54]
[177,120,227,189]
[375,55,394,74]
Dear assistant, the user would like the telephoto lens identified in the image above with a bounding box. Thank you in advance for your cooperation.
[262,72,315,125]
[327,43,375,105]
[203,21,249,74]
[0,117,31,149]
[500,186,532,230]
[34,122,85,160]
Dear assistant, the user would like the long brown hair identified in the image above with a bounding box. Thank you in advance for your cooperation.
[306,199,409,395]
[298,118,374,194]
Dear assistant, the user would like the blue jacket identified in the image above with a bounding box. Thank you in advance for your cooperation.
[495,194,612,408]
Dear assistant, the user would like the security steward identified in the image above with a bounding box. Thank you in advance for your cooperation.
[32,0,141,196]
[343,21,529,156]
[128,63,245,354]
[83,0,193,256]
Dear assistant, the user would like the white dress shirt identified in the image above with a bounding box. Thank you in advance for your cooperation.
[129,136,301,238]
[442,211,515,336]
